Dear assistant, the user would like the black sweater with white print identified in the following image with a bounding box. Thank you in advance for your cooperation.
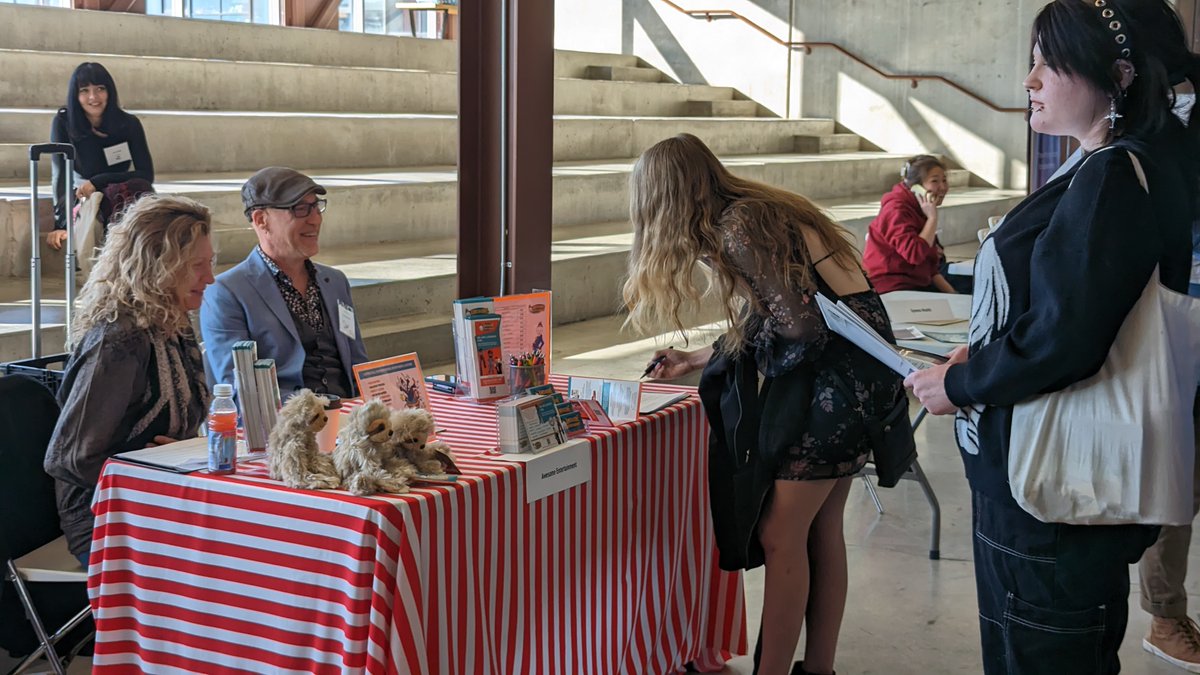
[943,126,1195,502]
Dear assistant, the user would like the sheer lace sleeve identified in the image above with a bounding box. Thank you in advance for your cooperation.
[720,204,830,376]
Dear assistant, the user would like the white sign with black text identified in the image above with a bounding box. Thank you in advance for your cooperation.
[496,438,591,502]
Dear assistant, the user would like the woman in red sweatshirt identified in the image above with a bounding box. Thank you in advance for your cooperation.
[862,155,957,294]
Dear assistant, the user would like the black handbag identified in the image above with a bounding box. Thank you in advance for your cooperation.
[829,371,916,488]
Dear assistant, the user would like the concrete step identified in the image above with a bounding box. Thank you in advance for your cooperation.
[683,100,762,118]
[0,49,458,115]
[0,227,636,363]
[822,187,1024,248]
[0,4,458,72]
[585,65,663,83]
[0,110,839,177]
[553,50,642,79]
[0,187,1022,363]
[0,152,956,274]
[794,133,861,154]
[0,4,640,79]
[946,169,972,188]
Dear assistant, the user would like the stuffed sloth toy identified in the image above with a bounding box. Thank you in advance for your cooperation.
[334,399,413,495]
[389,408,459,475]
[268,389,341,490]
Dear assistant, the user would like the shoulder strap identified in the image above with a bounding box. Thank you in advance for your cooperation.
[1067,145,1149,194]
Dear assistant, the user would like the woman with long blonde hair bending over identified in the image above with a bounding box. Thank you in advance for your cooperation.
[625,134,905,675]
[44,194,215,568]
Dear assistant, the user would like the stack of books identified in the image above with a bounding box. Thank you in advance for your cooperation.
[231,341,281,452]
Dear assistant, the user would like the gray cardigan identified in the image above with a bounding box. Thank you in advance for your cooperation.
[43,317,208,556]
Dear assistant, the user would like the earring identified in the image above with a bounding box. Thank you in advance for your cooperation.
[1105,95,1123,130]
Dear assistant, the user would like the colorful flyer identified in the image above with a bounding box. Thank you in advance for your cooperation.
[468,314,508,389]
[493,291,552,372]
[352,353,433,413]
[566,376,642,423]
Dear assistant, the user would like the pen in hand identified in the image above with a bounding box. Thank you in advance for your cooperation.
[640,347,673,379]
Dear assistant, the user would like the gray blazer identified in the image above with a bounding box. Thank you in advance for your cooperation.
[199,251,368,397]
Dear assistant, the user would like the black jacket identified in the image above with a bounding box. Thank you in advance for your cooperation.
[699,342,815,571]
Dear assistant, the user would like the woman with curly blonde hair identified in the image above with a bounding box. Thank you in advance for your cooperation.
[626,134,905,675]
[44,194,215,567]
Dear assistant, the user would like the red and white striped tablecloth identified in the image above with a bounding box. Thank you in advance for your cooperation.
[87,380,747,674]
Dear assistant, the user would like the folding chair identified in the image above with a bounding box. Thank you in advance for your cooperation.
[0,375,92,675]
[859,407,942,560]
[5,541,91,675]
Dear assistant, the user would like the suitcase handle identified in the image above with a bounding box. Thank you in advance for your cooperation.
[28,143,75,161]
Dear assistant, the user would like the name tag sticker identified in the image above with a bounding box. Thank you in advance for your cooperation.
[338,300,356,339]
[103,142,132,165]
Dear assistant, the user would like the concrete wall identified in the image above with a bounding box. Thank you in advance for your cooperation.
[555,0,1039,188]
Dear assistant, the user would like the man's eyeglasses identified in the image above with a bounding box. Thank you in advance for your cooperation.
[272,198,327,218]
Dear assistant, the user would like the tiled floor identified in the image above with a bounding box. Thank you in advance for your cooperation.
[3,313,1194,674]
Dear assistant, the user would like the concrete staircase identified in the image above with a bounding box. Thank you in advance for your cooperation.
[0,4,1021,364]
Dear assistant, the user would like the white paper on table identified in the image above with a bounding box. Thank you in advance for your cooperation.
[891,326,926,341]
[638,391,689,414]
[816,293,924,377]
[884,298,959,323]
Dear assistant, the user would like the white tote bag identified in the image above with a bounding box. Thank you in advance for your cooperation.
[1008,149,1200,525]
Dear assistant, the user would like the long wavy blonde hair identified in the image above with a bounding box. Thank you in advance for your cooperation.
[622,133,859,355]
[71,194,212,344]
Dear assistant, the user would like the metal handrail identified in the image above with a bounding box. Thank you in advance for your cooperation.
[659,0,1026,114]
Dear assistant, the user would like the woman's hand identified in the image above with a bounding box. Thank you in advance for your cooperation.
[904,363,958,415]
[644,346,712,380]
[46,230,68,250]
[75,181,96,200]
[946,345,968,365]
[144,435,179,448]
[917,191,939,220]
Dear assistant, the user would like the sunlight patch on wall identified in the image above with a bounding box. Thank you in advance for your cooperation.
[909,97,1007,188]
[835,72,922,153]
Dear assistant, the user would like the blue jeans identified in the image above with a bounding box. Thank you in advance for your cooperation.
[971,490,1159,674]
[76,552,89,569]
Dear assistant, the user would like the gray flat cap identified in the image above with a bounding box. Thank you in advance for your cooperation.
[242,167,327,219]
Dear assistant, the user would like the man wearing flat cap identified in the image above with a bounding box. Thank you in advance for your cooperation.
[200,167,367,400]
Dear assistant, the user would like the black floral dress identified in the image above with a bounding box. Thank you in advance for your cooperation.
[721,205,905,481]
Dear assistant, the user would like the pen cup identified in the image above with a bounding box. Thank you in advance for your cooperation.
[315,395,342,453]
[507,363,547,397]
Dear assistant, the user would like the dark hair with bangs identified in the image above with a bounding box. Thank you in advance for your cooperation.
[1032,0,1200,143]
[901,155,946,187]
[61,62,130,142]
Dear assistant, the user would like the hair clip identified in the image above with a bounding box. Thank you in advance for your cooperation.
[1091,0,1132,58]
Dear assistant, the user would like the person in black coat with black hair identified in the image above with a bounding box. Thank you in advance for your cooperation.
[46,62,155,251]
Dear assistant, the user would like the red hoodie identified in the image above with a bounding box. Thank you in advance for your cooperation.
[862,182,942,294]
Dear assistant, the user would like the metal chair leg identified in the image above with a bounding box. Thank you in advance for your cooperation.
[909,460,942,560]
[6,559,70,675]
[861,474,884,514]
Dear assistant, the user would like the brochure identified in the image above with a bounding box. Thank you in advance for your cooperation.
[352,353,433,413]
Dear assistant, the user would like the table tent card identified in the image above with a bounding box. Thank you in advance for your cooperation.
[352,353,434,416]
